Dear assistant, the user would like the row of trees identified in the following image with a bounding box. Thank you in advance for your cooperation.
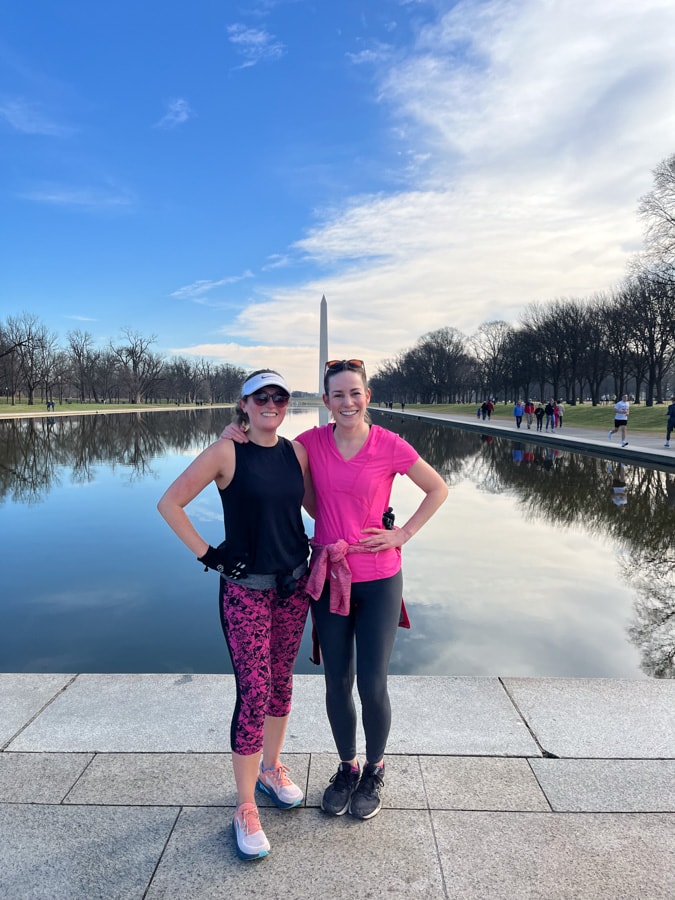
[0,318,246,406]
[371,270,675,406]
[373,153,675,406]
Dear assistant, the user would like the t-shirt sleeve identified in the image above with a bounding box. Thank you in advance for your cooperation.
[294,428,313,450]
[389,431,420,474]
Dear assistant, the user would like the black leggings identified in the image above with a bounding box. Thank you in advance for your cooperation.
[312,571,403,764]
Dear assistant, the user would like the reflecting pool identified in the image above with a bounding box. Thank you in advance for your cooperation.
[1,408,673,678]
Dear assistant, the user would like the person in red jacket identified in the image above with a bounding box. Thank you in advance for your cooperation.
[524,400,535,429]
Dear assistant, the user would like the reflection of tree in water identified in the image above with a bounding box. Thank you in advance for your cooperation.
[0,409,235,504]
[481,437,675,678]
[626,545,675,678]
[371,412,478,487]
[375,418,675,679]
[0,417,60,504]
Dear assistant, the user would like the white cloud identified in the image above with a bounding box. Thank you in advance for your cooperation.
[167,0,675,394]
[168,340,320,390]
[170,272,254,302]
[0,98,72,136]
[20,184,135,210]
[155,98,194,129]
[227,23,285,67]
[346,41,394,65]
[246,0,675,387]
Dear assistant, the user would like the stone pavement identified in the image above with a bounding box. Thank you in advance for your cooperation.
[1,673,674,899]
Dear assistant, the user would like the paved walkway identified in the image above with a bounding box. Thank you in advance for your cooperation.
[1,674,674,899]
[374,407,674,470]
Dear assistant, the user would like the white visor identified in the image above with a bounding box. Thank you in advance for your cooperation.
[242,371,291,396]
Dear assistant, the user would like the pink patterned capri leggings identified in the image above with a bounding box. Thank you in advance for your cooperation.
[219,576,310,756]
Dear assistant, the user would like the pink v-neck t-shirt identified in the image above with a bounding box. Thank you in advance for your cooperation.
[295,423,419,583]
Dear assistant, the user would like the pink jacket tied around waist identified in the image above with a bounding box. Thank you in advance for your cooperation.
[305,539,369,615]
[305,539,410,666]
[306,538,410,625]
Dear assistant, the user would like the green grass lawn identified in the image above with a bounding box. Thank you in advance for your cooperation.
[2,397,670,434]
[406,401,670,433]
[0,400,230,416]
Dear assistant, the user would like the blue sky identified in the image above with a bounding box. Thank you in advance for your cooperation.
[2,0,675,392]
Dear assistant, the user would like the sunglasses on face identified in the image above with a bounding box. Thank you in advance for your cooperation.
[249,391,290,408]
[324,358,366,375]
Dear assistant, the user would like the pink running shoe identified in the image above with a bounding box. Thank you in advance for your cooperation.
[256,762,304,809]
[232,802,270,860]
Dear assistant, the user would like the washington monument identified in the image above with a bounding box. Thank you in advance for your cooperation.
[318,294,328,394]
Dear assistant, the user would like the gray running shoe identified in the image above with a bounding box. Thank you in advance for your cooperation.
[321,762,360,816]
[349,762,384,820]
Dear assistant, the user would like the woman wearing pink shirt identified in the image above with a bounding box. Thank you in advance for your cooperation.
[223,358,447,820]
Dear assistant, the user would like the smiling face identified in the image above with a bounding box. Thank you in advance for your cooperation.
[323,369,371,432]
[240,385,289,440]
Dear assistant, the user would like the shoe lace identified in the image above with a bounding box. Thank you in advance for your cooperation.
[360,766,384,797]
[236,804,262,836]
[330,764,359,792]
[264,763,293,789]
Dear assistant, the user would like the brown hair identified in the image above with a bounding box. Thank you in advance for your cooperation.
[323,359,368,395]
[323,361,371,424]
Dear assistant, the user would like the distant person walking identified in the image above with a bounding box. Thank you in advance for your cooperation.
[556,400,565,429]
[665,396,675,449]
[534,403,544,432]
[608,394,630,447]
[513,400,524,428]
[544,400,555,431]
[524,400,535,429]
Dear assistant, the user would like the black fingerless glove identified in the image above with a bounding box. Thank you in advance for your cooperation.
[197,543,247,579]
[198,545,225,572]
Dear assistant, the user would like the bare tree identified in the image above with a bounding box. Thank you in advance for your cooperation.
[67,329,101,402]
[638,153,675,267]
[110,329,162,403]
[621,273,675,404]
[581,295,613,405]
[5,313,58,405]
[521,302,567,401]
[0,322,23,404]
[471,320,513,400]
[211,363,247,403]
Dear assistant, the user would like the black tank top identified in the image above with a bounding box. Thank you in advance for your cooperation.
[217,437,308,575]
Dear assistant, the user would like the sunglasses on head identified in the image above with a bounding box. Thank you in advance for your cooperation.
[249,390,290,408]
[324,359,366,374]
